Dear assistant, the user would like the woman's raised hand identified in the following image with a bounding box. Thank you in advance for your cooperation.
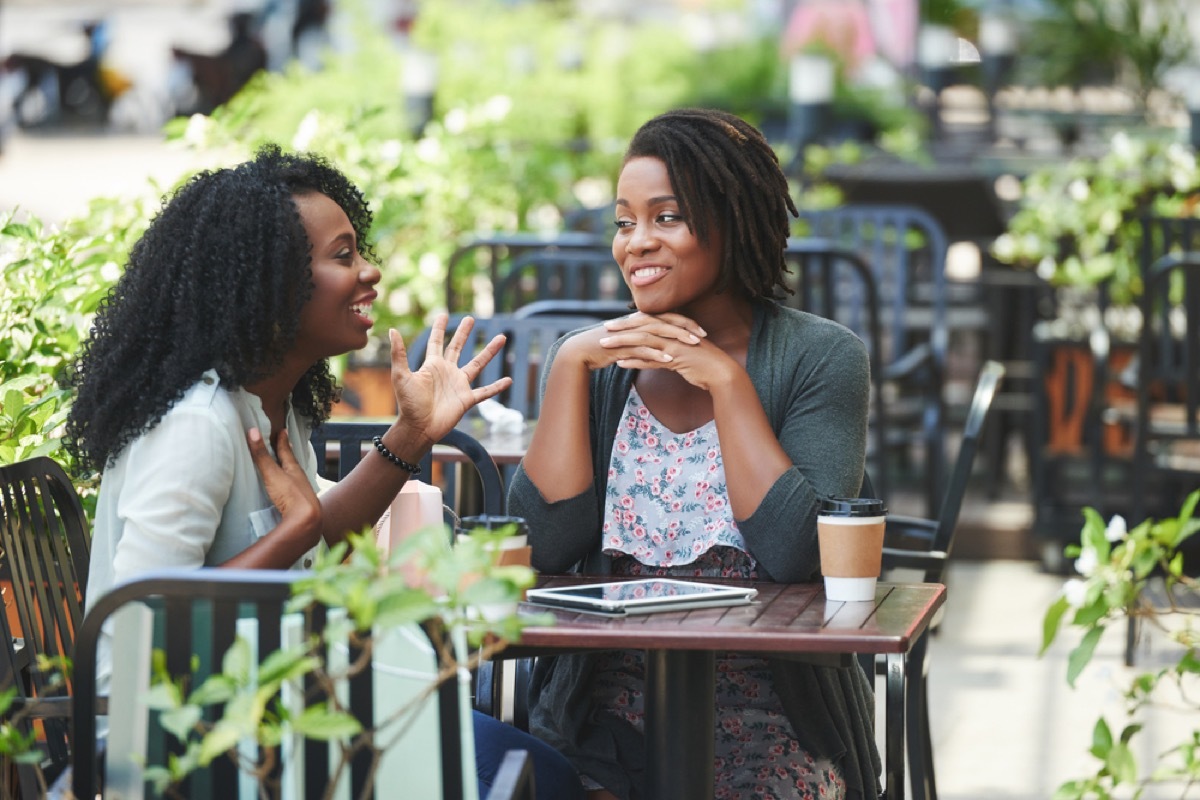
[388,314,512,447]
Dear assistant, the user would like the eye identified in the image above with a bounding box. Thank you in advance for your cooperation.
[614,219,633,230]
[657,212,683,225]
[336,248,355,262]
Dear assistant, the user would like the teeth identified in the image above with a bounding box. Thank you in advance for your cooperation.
[634,267,665,278]
[351,304,370,316]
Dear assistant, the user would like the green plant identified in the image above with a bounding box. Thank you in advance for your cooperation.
[142,524,546,797]
[1021,0,1191,106]
[991,132,1200,304]
[1041,490,1200,798]
[1,197,151,474]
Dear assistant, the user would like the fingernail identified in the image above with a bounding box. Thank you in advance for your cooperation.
[599,337,612,345]
[660,353,673,362]
[248,427,262,442]
[695,327,707,337]
[688,334,700,344]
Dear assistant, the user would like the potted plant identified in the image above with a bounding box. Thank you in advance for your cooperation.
[1041,489,1200,797]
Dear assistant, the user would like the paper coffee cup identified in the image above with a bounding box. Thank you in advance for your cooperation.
[456,515,532,568]
[818,497,887,603]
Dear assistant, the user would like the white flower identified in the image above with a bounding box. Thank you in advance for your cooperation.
[1105,515,1127,542]
[1068,179,1089,202]
[1037,256,1058,281]
[1074,546,1098,577]
[992,233,1016,261]
[1063,578,1088,609]
[444,108,467,135]
[292,110,320,151]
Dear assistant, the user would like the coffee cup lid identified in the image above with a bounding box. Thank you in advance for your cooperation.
[818,496,887,517]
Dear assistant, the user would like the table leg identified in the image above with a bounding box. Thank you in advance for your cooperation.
[885,653,906,800]
[645,649,715,800]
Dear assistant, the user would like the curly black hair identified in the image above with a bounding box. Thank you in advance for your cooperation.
[623,108,797,301]
[65,144,376,472]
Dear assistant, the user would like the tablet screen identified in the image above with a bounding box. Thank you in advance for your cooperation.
[526,579,756,614]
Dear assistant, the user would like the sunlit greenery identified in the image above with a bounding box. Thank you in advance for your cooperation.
[1042,491,1200,798]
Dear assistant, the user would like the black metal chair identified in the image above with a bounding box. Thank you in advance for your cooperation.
[1121,252,1200,664]
[310,423,505,521]
[796,205,951,517]
[512,298,631,321]
[70,569,535,799]
[870,359,1005,800]
[444,232,609,312]
[784,237,890,506]
[0,456,91,794]
[494,248,629,313]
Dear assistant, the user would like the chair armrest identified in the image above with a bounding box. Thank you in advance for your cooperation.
[881,546,948,572]
[487,748,536,800]
[883,514,937,549]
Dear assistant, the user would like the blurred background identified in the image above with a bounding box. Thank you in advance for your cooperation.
[3,3,1200,796]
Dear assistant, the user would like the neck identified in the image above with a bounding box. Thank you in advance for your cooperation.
[681,294,754,352]
[245,358,310,434]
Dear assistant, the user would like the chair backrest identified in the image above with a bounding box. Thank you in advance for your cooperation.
[1133,252,1200,518]
[512,298,631,321]
[71,569,472,800]
[0,456,91,771]
[877,360,1004,585]
[445,232,609,313]
[409,313,603,420]
[494,248,629,313]
[930,360,1006,557]
[796,204,949,372]
[310,422,505,518]
[783,238,890,504]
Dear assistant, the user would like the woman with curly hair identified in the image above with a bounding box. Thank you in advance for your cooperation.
[67,145,584,798]
[509,109,879,799]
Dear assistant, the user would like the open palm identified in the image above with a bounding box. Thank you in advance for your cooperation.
[389,314,512,447]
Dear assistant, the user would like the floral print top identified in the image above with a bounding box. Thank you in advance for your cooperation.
[603,386,755,571]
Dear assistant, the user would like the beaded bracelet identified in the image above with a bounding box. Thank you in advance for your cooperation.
[372,435,423,476]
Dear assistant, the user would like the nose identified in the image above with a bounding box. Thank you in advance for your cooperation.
[625,223,657,255]
[358,255,381,285]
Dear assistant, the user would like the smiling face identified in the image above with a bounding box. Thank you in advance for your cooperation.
[612,156,725,316]
[290,191,381,363]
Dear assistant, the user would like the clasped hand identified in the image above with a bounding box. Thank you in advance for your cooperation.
[569,311,733,391]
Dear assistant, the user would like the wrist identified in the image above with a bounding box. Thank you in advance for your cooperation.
[380,426,431,468]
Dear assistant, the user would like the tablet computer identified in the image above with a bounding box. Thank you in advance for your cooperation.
[525,578,758,616]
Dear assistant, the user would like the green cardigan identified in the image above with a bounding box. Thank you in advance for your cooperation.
[508,301,881,799]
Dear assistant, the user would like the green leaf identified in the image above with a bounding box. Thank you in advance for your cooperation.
[159,704,201,743]
[221,636,252,684]
[1091,717,1113,758]
[256,649,320,688]
[187,674,238,707]
[1067,625,1105,687]
[1177,649,1200,675]
[143,681,182,711]
[1106,741,1137,784]
[292,704,363,740]
[197,719,245,766]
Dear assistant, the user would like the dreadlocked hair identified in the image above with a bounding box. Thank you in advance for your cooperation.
[65,144,377,472]
[623,108,797,301]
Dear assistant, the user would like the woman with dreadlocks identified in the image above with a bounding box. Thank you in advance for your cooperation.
[67,145,585,800]
[509,109,879,799]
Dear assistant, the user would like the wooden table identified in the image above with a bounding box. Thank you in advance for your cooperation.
[505,577,946,800]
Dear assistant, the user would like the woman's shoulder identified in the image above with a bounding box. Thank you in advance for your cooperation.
[760,303,867,352]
